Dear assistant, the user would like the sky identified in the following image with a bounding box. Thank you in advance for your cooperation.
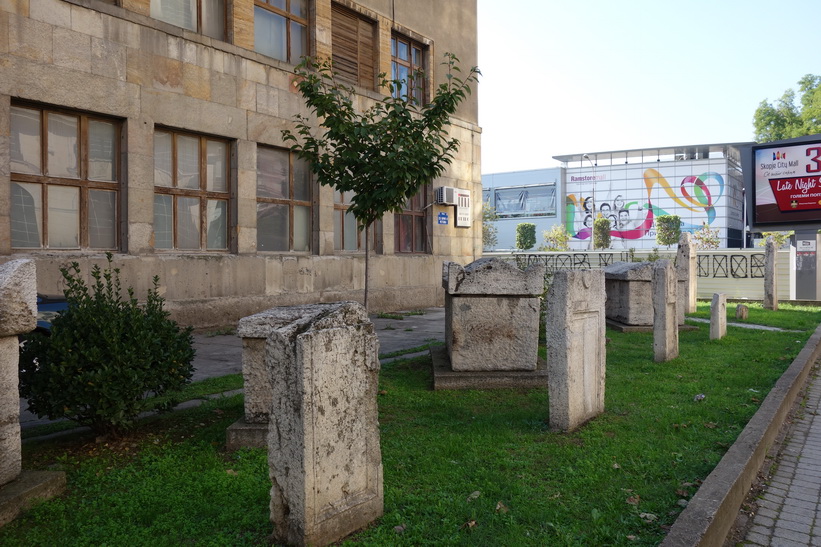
[477,0,821,175]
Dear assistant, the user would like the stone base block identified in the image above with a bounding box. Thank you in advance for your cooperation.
[225,418,267,451]
[431,346,548,390]
[605,319,700,333]
[0,470,66,527]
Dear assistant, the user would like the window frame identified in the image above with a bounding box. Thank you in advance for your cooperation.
[391,33,426,104]
[331,3,376,90]
[255,146,313,253]
[150,0,226,41]
[9,103,121,251]
[394,187,429,254]
[253,0,309,63]
[333,190,381,252]
[152,128,231,252]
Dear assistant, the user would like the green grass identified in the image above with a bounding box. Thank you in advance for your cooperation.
[2,307,819,546]
[688,300,821,331]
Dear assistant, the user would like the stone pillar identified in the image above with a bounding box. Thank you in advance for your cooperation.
[264,302,382,547]
[653,260,679,362]
[0,260,36,487]
[764,237,779,310]
[546,270,606,432]
[676,232,697,314]
[442,258,545,371]
[710,293,727,340]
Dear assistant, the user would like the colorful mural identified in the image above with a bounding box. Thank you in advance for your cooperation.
[565,168,726,242]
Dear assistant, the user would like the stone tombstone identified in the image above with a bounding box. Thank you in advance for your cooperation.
[676,232,697,314]
[546,269,606,432]
[735,304,749,320]
[710,293,727,340]
[442,258,545,371]
[652,260,679,362]
[0,260,36,487]
[264,302,382,547]
[604,261,686,328]
[764,237,778,311]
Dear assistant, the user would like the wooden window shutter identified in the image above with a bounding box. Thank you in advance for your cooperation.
[331,4,375,89]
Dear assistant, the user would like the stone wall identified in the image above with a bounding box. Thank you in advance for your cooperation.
[0,0,481,327]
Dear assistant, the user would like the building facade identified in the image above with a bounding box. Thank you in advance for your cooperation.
[0,0,481,327]
[481,168,562,250]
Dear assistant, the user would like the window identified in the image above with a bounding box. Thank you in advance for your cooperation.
[333,191,380,251]
[150,0,225,41]
[395,190,428,253]
[10,104,120,250]
[153,129,230,251]
[254,0,308,63]
[256,147,311,252]
[331,3,375,89]
[391,34,425,104]
[493,185,557,218]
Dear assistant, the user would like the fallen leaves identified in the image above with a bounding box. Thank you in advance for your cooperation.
[495,501,509,514]
[466,490,481,502]
[626,495,640,506]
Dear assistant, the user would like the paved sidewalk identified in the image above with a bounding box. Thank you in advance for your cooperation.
[744,374,821,546]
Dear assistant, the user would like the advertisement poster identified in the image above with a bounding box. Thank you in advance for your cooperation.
[754,140,821,225]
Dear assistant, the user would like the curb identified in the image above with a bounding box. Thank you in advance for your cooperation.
[661,322,821,546]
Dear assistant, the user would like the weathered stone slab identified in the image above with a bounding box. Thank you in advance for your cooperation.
[265,302,382,546]
[0,470,66,527]
[442,258,544,296]
[605,261,685,327]
[736,304,749,320]
[237,302,369,423]
[711,293,727,340]
[676,233,697,314]
[764,237,778,311]
[430,345,548,390]
[546,270,606,432]
[445,295,540,371]
[653,260,679,362]
[0,260,36,337]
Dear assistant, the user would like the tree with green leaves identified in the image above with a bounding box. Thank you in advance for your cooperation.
[515,223,536,250]
[656,215,682,248]
[753,74,821,142]
[482,201,499,250]
[540,224,570,251]
[593,217,611,250]
[283,54,479,309]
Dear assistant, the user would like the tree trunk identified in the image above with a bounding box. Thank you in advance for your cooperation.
[364,223,370,311]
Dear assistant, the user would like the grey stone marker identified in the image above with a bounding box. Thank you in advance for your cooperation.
[0,259,65,527]
[442,258,545,372]
[764,237,778,310]
[0,260,36,487]
[604,261,685,329]
[652,260,679,362]
[710,293,727,340]
[735,304,749,320]
[676,233,697,314]
[546,270,606,432]
[264,302,382,546]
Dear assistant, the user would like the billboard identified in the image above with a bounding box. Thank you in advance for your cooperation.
[752,138,821,227]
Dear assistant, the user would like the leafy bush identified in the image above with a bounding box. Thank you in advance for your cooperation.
[19,254,195,436]
[656,215,682,247]
[539,225,570,251]
[692,223,720,250]
[515,223,536,250]
[757,231,793,248]
[593,217,611,249]
[482,201,499,249]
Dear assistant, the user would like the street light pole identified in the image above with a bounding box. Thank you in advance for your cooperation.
[583,154,596,251]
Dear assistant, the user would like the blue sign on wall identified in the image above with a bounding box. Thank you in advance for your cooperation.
[438,212,449,225]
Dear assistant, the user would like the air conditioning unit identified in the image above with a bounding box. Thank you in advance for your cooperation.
[434,186,458,205]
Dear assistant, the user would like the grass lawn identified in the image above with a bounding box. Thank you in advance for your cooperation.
[1,303,818,546]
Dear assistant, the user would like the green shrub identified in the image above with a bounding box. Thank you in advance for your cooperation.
[592,217,611,249]
[482,201,499,249]
[515,222,536,250]
[539,224,570,251]
[19,254,195,436]
[656,214,682,247]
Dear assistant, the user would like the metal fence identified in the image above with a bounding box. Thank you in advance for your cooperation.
[485,248,794,301]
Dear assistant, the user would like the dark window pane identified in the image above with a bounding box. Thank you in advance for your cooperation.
[257,202,289,251]
[257,147,289,199]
